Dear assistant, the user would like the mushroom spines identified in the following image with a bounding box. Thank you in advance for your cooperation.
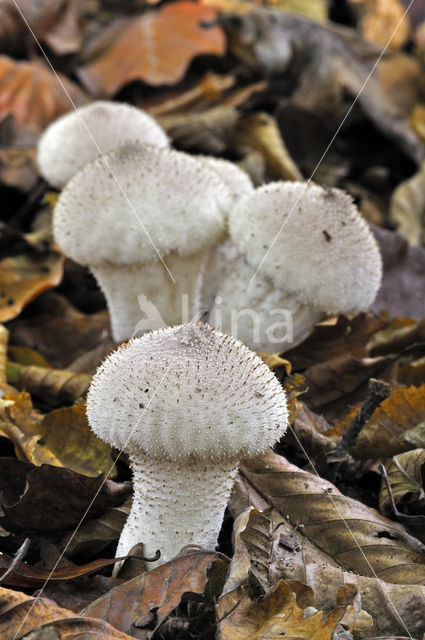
[37,100,169,188]
[53,145,231,267]
[86,323,288,463]
[229,181,382,313]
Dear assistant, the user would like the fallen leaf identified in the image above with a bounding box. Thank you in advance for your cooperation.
[217,579,347,640]
[389,161,425,245]
[14,364,91,405]
[352,384,425,460]
[259,352,291,373]
[0,55,88,133]
[0,458,131,534]
[379,449,425,515]
[82,549,228,638]
[78,3,225,95]
[0,585,133,639]
[0,229,64,323]
[240,450,425,583]
[0,325,7,383]
[0,393,114,476]
[356,0,410,50]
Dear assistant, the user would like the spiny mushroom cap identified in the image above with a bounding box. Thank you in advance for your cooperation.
[37,101,169,188]
[53,145,232,266]
[197,156,254,202]
[86,323,288,463]
[229,181,383,314]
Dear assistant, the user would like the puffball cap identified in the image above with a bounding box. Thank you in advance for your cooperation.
[230,181,382,314]
[53,145,232,266]
[86,323,288,463]
[37,101,169,188]
[197,156,254,202]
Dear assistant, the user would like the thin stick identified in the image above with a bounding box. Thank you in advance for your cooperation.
[0,538,30,586]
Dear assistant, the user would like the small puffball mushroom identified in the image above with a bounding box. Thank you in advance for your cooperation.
[53,145,232,341]
[209,181,383,352]
[197,156,254,203]
[37,101,169,188]
[86,322,288,565]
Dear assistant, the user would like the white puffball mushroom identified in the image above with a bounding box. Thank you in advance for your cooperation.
[37,101,169,188]
[86,322,288,565]
[209,181,383,352]
[197,155,254,203]
[53,145,232,342]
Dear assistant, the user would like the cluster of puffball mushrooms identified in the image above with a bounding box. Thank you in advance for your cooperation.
[37,101,383,566]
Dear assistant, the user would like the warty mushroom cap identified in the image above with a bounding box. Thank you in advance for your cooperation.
[53,145,231,267]
[37,100,169,188]
[86,322,288,462]
[229,181,383,315]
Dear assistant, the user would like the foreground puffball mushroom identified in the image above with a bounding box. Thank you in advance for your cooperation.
[209,181,383,352]
[53,145,231,341]
[86,322,288,565]
[37,101,169,188]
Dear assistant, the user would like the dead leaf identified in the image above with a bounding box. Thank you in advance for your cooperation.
[82,549,228,638]
[78,3,225,95]
[0,55,88,133]
[352,384,425,460]
[355,0,410,50]
[0,325,7,383]
[0,458,131,534]
[202,0,328,22]
[240,450,425,583]
[0,393,114,476]
[0,585,133,639]
[0,229,64,323]
[389,162,425,245]
[379,449,425,515]
[259,352,291,373]
[371,225,425,319]
[15,365,91,405]
[217,579,346,640]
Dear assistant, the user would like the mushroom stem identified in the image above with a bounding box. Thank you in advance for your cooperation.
[208,255,326,352]
[117,454,239,566]
[93,253,207,342]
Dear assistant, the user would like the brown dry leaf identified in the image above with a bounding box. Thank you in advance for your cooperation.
[0,230,64,323]
[0,457,131,534]
[0,55,88,133]
[389,162,425,245]
[371,225,425,320]
[15,364,91,405]
[240,450,425,583]
[82,550,228,638]
[379,448,425,515]
[217,580,346,640]
[0,392,114,476]
[8,292,111,369]
[259,352,291,373]
[354,0,410,50]
[78,3,225,95]
[377,53,421,117]
[0,585,133,639]
[0,325,7,383]
[352,384,425,460]
[233,112,302,181]
[202,0,328,22]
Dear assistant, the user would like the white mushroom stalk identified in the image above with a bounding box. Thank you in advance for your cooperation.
[86,322,288,565]
[53,145,232,342]
[208,181,383,352]
[37,100,169,188]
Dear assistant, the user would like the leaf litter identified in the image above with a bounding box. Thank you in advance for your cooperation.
[2,0,425,639]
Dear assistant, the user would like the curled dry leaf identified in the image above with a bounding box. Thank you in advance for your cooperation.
[379,448,425,515]
[0,392,115,476]
[240,450,425,584]
[14,364,91,405]
[82,550,228,638]
[217,579,347,640]
[351,384,425,460]
[78,2,225,95]
[0,585,133,639]
[389,162,425,245]
[0,457,131,534]
[229,474,425,638]
[0,55,88,133]
[0,230,64,324]
[0,325,7,383]
[355,0,411,50]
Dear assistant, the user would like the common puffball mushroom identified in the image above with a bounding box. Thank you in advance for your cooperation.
[53,145,232,341]
[209,181,383,352]
[37,100,169,188]
[86,322,288,565]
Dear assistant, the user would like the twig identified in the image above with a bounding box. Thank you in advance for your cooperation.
[333,378,391,459]
[0,538,30,586]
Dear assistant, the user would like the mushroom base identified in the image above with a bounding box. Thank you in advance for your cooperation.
[116,454,239,567]
[92,254,206,342]
[208,256,325,353]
